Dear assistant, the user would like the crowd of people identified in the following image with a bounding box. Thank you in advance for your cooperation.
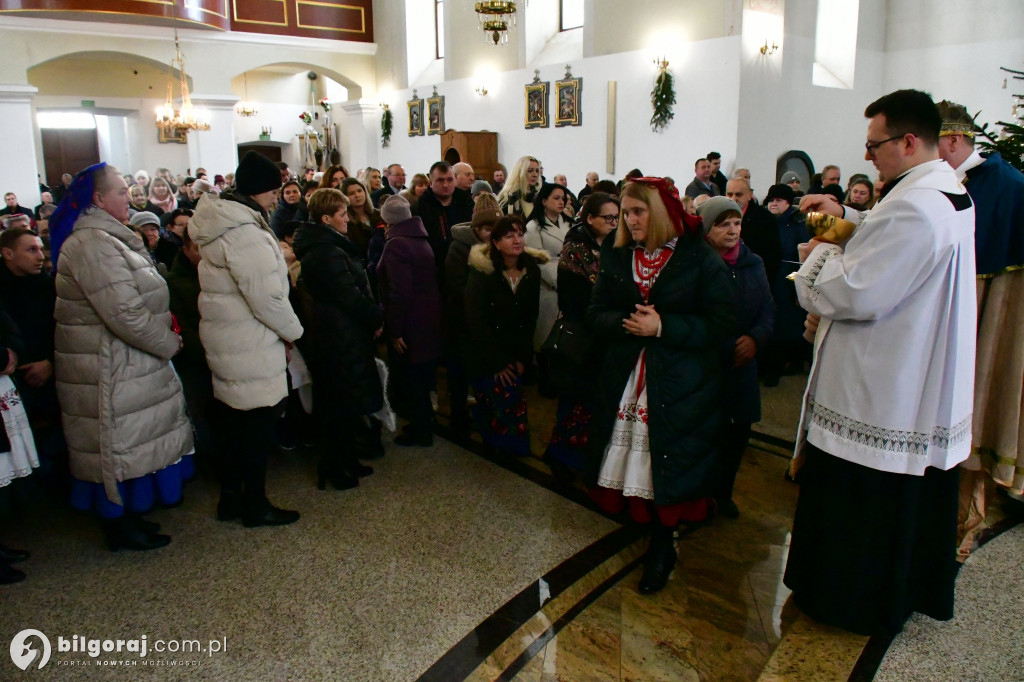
[0,88,1021,644]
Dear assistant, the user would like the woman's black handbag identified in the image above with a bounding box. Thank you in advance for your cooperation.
[540,314,592,369]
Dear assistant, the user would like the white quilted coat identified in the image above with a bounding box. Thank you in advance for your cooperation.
[188,194,303,410]
[54,208,193,505]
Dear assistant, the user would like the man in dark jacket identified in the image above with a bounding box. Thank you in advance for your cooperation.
[0,193,33,219]
[371,163,406,207]
[727,177,781,283]
[412,161,474,282]
[684,159,721,198]
[707,152,729,195]
[0,227,62,481]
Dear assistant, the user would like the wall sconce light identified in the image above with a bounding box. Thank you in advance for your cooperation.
[760,40,779,56]
[475,85,489,96]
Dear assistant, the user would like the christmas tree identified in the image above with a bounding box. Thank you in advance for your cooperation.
[975,66,1024,173]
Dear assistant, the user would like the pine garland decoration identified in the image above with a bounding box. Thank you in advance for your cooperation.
[975,66,1024,173]
[650,63,676,133]
[381,106,393,149]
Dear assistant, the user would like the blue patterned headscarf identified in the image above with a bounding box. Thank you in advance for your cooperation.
[49,161,109,269]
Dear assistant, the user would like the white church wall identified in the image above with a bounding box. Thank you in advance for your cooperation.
[377,36,743,193]
[882,0,1024,136]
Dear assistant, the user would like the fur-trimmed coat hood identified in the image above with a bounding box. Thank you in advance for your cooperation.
[467,242,550,275]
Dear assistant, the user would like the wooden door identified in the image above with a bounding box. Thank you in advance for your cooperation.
[237,144,282,163]
[41,128,100,187]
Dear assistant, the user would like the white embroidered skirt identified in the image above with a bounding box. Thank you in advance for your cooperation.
[597,351,654,499]
[0,375,39,489]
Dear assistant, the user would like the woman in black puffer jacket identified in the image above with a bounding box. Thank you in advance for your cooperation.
[586,178,733,595]
[292,188,383,491]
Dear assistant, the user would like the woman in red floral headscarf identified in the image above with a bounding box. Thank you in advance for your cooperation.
[586,178,734,594]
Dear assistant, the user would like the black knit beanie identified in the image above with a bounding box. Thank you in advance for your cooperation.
[235,151,282,196]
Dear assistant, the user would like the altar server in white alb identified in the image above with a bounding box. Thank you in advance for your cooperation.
[783,89,976,637]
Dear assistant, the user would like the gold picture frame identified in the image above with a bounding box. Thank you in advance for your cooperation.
[408,93,424,137]
[555,76,582,127]
[524,80,549,129]
[158,127,187,144]
[427,94,445,135]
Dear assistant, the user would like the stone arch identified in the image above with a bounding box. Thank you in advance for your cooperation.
[231,62,363,101]
[28,50,191,98]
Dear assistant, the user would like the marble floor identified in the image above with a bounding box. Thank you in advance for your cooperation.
[3,378,1021,681]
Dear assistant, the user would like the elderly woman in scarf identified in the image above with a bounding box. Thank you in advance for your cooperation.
[51,162,193,552]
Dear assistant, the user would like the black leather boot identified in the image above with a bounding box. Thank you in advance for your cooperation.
[638,524,677,594]
[0,543,30,563]
[0,560,25,584]
[216,490,243,521]
[242,505,300,528]
[102,517,171,552]
[317,458,358,491]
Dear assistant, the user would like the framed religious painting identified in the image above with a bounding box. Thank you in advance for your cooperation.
[158,127,187,144]
[408,91,424,137]
[554,67,582,127]
[524,72,549,129]
[427,91,445,136]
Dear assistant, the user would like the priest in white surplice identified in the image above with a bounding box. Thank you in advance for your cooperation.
[783,89,977,637]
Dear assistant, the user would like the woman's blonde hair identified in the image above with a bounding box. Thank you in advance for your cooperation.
[615,181,676,250]
[497,155,540,206]
[307,188,349,224]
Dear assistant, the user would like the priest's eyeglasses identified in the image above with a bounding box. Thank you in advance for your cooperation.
[864,134,907,158]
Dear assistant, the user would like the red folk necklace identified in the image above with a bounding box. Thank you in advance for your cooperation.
[634,247,672,302]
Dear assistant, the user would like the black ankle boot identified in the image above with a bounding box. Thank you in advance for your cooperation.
[216,491,243,521]
[344,462,374,478]
[394,427,433,447]
[638,524,677,594]
[0,543,30,563]
[0,560,25,584]
[102,517,171,552]
[242,504,300,528]
[317,460,358,491]
[127,514,161,534]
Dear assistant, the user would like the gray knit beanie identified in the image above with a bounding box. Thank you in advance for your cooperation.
[696,196,741,235]
[380,194,412,225]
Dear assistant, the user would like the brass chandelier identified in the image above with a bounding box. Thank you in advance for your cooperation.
[475,1,517,46]
[155,29,210,135]
[235,73,258,118]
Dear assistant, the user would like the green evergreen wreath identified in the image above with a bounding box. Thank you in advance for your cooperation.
[381,106,393,148]
[650,65,676,133]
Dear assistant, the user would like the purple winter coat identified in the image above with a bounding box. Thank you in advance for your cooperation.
[376,216,443,364]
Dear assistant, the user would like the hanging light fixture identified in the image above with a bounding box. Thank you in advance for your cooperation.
[155,27,211,135]
[235,72,258,118]
[475,1,517,46]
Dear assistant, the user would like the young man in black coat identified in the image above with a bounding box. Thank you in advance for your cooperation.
[412,161,474,283]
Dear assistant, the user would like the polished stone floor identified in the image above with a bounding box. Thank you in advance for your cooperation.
[0,436,617,680]
[3,379,1021,681]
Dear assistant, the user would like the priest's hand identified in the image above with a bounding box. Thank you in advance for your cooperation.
[797,238,827,263]
[803,314,821,343]
[798,194,843,217]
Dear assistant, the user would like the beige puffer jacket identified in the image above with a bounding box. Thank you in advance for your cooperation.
[189,193,303,410]
[54,208,193,505]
